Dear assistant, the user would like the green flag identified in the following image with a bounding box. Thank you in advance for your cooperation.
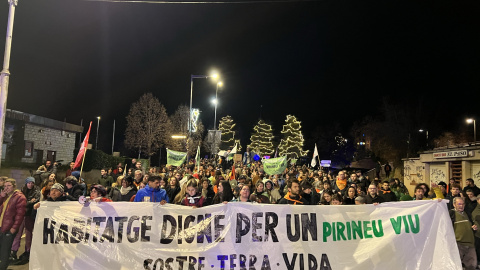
[166,148,187,167]
[262,156,288,175]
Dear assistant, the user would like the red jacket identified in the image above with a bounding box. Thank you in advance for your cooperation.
[0,190,27,233]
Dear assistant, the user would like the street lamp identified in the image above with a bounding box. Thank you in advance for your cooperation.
[467,118,476,142]
[96,116,101,150]
[419,129,429,147]
[211,81,223,155]
[213,81,223,130]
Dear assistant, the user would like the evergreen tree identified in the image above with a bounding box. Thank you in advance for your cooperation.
[278,115,308,159]
[249,119,275,156]
[218,115,236,150]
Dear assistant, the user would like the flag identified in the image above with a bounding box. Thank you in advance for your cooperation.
[227,143,237,162]
[311,143,319,167]
[230,163,236,180]
[74,122,92,169]
[166,148,187,167]
[195,145,200,172]
[262,156,288,175]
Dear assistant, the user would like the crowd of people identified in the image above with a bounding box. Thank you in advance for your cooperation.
[1,156,480,269]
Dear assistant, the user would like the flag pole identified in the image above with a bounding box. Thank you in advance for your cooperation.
[79,148,87,179]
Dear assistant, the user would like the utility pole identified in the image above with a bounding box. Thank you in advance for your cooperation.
[0,0,18,168]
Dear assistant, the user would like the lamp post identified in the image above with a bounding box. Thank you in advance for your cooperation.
[467,118,476,143]
[419,129,429,147]
[189,73,218,134]
[0,0,18,168]
[211,81,223,155]
[96,116,101,150]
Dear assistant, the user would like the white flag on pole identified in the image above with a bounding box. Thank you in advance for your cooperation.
[311,143,319,167]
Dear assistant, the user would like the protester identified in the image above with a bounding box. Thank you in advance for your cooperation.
[231,185,251,202]
[249,181,270,204]
[65,162,75,177]
[344,186,357,205]
[212,180,234,204]
[64,176,84,202]
[379,180,397,202]
[134,176,168,204]
[278,180,309,205]
[118,176,137,202]
[199,178,215,206]
[0,179,26,270]
[264,179,282,203]
[11,177,39,266]
[464,178,480,197]
[40,179,55,201]
[179,180,205,208]
[319,190,333,205]
[365,184,385,204]
[450,197,477,270]
[167,177,181,204]
[331,194,343,205]
[89,185,112,202]
[99,168,113,188]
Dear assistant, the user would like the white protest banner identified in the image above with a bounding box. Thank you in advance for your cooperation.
[31,200,461,270]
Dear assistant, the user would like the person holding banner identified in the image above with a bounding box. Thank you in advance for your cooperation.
[0,179,26,270]
[212,181,233,204]
[179,180,205,208]
[89,185,112,202]
[133,175,168,204]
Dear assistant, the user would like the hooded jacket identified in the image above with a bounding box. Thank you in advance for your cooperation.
[0,190,27,233]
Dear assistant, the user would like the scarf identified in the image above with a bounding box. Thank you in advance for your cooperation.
[120,186,133,195]
[187,195,201,204]
[336,178,347,190]
[283,192,304,205]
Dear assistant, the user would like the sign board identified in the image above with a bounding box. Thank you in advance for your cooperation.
[433,150,468,159]
[31,201,461,270]
[321,160,331,167]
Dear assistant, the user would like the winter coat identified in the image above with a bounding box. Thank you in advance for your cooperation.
[0,190,27,233]
[108,187,122,202]
[181,193,205,207]
[119,186,137,202]
[65,184,84,202]
[134,185,169,203]
[21,185,41,216]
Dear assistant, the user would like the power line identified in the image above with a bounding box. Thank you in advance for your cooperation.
[85,0,318,4]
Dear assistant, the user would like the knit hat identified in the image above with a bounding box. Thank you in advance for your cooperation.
[438,181,447,188]
[51,183,64,193]
[25,177,35,184]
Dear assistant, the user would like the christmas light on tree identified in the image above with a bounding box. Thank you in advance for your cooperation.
[278,115,308,159]
[218,115,236,150]
[249,119,275,156]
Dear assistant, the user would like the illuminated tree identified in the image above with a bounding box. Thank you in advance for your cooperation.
[278,115,308,159]
[218,115,236,150]
[249,119,275,156]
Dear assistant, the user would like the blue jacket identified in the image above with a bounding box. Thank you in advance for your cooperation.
[134,185,169,203]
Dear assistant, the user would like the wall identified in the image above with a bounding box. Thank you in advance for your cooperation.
[21,123,77,164]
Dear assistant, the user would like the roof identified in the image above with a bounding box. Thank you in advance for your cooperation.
[6,109,83,133]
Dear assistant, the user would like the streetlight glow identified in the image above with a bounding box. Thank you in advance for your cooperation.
[467,118,474,124]
[211,98,218,105]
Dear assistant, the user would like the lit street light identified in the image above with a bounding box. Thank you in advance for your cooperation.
[466,118,476,143]
[419,129,429,147]
[96,116,100,150]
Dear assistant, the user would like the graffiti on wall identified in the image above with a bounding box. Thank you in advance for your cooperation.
[430,168,446,184]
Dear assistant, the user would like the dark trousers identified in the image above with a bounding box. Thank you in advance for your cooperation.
[476,236,480,264]
[0,229,16,270]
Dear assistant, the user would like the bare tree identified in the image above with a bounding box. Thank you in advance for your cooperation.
[125,93,171,161]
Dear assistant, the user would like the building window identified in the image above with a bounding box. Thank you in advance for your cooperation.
[24,141,34,158]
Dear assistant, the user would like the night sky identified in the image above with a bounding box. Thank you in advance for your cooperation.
[0,0,479,154]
